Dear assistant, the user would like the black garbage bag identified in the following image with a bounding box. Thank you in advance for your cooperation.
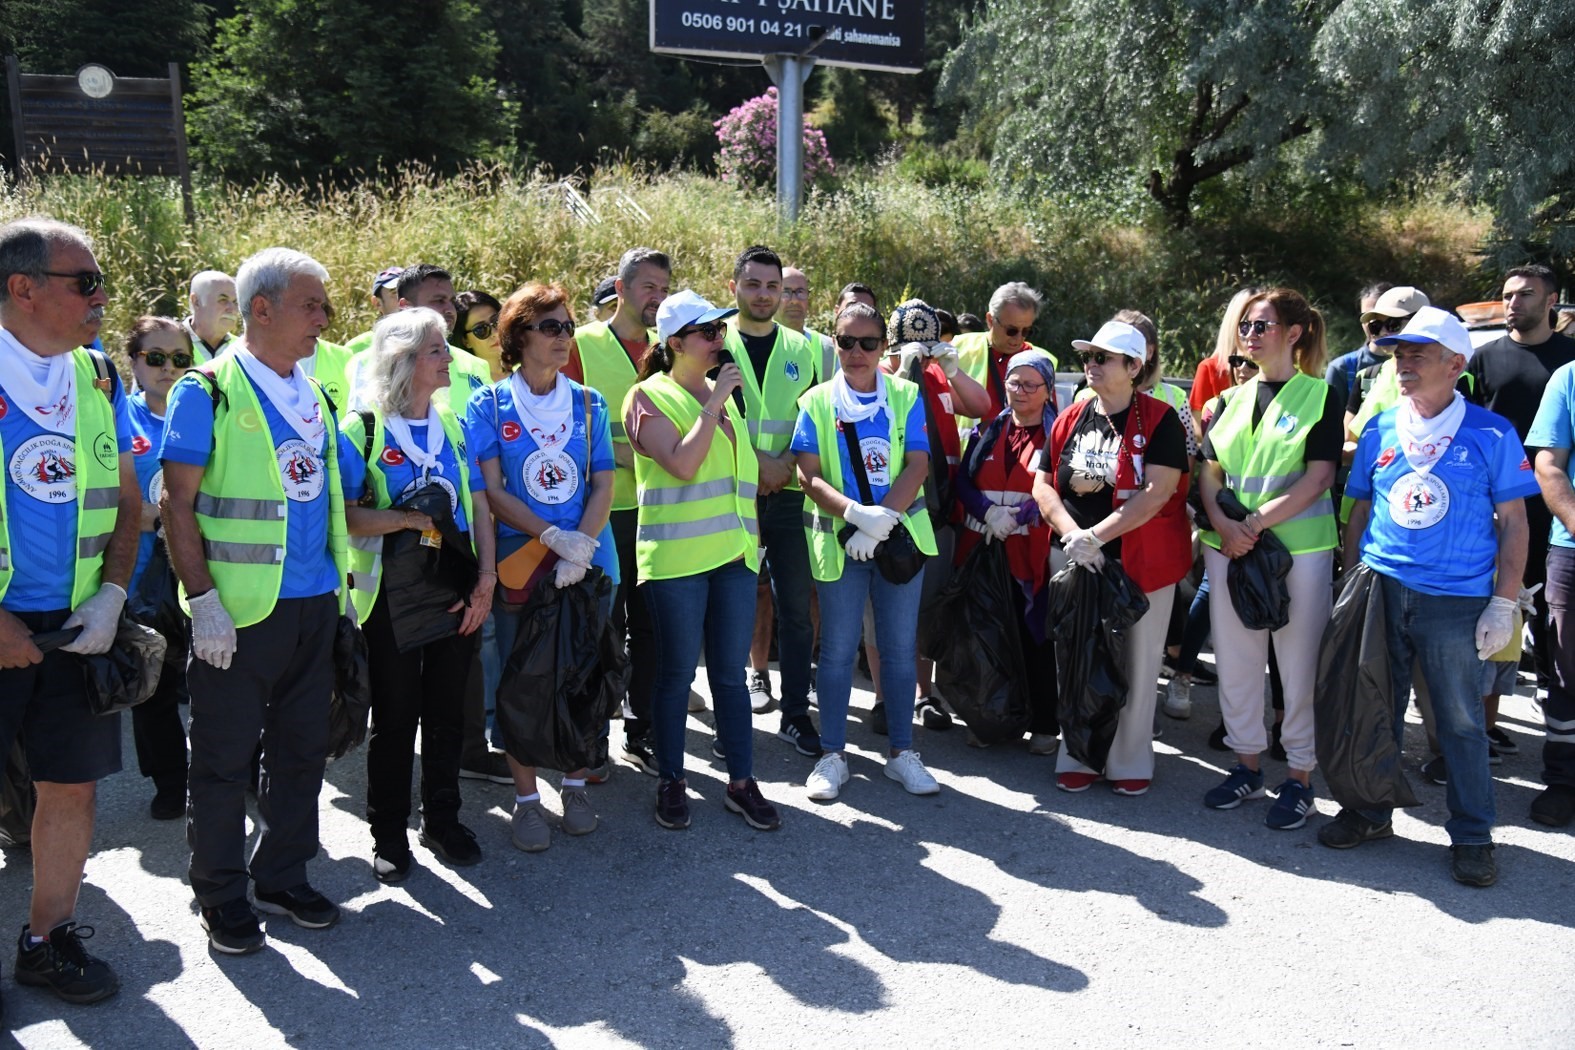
[328,614,373,760]
[35,615,168,716]
[1215,489,1292,631]
[497,568,627,772]
[381,483,480,653]
[1315,564,1418,810]
[917,539,1030,744]
[128,536,187,665]
[0,741,34,849]
[1048,557,1150,770]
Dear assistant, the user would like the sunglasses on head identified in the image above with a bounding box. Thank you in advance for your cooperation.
[678,321,725,341]
[523,318,575,338]
[1365,315,1410,337]
[1227,354,1260,371]
[137,350,193,369]
[997,323,1036,339]
[1077,350,1125,366]
[835,334,884,353]
[43,270,107,297]
[1236,319,1281,338]
[466,319,498,340]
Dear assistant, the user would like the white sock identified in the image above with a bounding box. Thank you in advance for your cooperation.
[515,793,539,805]
[561,778,586,789]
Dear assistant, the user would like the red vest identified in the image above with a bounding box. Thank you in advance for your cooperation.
[1047,393,1191,593]
[957,421,1053,593]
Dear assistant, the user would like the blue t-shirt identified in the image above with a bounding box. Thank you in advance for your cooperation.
[161,371,340,600]
[127,392,168,592]
[465,379,619,584]
[337,414,485,533]
[0,358,133,612]
[790,392,929,506]
[1349,402,1539,596]
[1325,344,1382,407]
[1528,360,1575,549]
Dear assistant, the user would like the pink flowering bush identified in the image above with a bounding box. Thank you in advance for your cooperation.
[714,87,835,188]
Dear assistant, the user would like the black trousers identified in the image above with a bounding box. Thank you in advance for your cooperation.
[186,594,337,907]
[611,508,656,736]
[1542,545,1575,787]
[363,590,476,843]
[132,656,188,792]
[1017,587,1059,735]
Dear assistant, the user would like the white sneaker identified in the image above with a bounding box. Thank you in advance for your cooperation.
[1028,733,1059,756]
[747,669,775,714]
[885,750,940,795]
[1163,676,1192,720]
[805,752,849,801]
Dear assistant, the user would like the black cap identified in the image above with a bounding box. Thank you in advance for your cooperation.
[592,276,618,306]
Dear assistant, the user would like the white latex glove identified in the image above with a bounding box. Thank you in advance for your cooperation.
[930,341,960,378]
[553,558,588,589]
[896,342,927,376]
[540,525,599,567]
[845,529,880,562]
[1518,583,1542,618]
[189,589,238,670]
[61,582,126,655]
[1062,528,1105,569]
[844,503,899,542]
[983,504,1017,541]
[1476,596,1518,661]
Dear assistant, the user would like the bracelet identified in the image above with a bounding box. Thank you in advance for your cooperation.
[700,406,721,422]
[477,569,497,578]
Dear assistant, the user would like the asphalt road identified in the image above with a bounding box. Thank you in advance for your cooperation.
[3,666,1573,1049]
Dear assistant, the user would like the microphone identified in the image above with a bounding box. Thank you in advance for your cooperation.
[712,349,747,416]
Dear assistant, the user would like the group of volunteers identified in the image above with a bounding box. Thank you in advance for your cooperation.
[1,210,1572,1018]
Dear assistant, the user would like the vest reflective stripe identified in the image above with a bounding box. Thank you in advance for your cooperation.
[632,373,760,581]
[578,322,652,513]
[799,378,939,582]
[0,349,121,609]
[177,352,350,627]
[722,324,817,475]
[1201,373,1336,555]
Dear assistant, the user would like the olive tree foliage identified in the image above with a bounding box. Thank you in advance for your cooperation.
[1317,0,1575,255]
[940,0,1341,227]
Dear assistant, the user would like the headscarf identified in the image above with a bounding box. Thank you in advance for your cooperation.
[963,348,1057,478]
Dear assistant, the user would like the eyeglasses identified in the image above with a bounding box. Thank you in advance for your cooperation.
[523,318,575,338]
[1236,319,1282,338]
[781,288,809,300]
[835,335,884,353]
[1227,355,1260,371]
[43,270,107,297]
[1004,379,1045,393]
[996,324,1036,339]
[137,350,193,369]
[1077,350,1121,366]
[678,321,724,341]
[467,319,498,340]
[1365,316,1410,337]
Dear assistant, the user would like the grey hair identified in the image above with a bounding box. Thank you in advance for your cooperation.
[617,247,671,286]
[988,281,1043,318]
[0,217,95,306]
[189,269,233,304]
[366,307,448,418]
[236,247,329,325]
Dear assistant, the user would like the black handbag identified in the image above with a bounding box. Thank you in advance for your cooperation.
[835,418,927,585]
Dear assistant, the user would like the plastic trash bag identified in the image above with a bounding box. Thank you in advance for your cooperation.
[1215,489,1292,631]
[381,482,480,653]
[0,741,34,849]
[1314,564,1418,810]
[918,539,1030,744]
[128,536,187,665]
[35,615,167,716]
[1047,557,1150,770]
[328,614,372,760]
[497,568,628,772]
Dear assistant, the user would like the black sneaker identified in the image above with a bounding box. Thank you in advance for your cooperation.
[458,751,513,785]
[777,714,823,757]
[1530,784,1575,827]
[254,884,340,929]
[655,778,691,830]
[711,738,726,760]
[149,783,186,821]
[199,898,266,955]
[1450,843,1497,887]
[372,840,412,884]
[420,821,482,867]
[724,778,781,830]
[1317,808,1395,850]
[1207,721,1229,752]
[1486,726,1518,755]
[1421,756,1447,786]
[1487,742,1503,766]
[622,732,659,777]
[15,922,120,1002]
[870,701,889,736]
[916,697,953,731]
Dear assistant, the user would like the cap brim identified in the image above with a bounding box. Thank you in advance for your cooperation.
[1375,331,1471,358]
[1069,338,1142,360]
[658,306,738,343]
[1360,308,1412,323]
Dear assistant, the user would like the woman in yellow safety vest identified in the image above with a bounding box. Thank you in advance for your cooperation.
[1198,287,1343,832]
[624,290,780,834]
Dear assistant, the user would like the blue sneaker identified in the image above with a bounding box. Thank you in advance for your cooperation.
[1204,764,1265,809]
[1265,779,1316,830]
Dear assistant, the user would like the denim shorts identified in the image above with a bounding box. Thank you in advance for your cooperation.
[1479,658,1517,697]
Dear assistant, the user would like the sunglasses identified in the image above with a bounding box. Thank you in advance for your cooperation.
[1365,316,1410,337]
[1004,379,1045,393]
[997,324,1036,339]
[523,318,575,338]
[1227,355,1260,371]
[467,319,498,340]
[678,321,725,341]
[1236,319,1282,338]
[43,270,107,297]
[137,350,194,369]
[835,334,885,353]
[1077,350,1126,366]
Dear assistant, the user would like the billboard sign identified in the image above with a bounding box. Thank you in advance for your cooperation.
[650,1,924,74]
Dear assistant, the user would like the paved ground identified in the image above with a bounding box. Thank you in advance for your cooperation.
[3,665,1573,1049]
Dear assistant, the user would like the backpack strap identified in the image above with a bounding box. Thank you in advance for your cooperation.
[86,348,114,402]
[357,409,376,465]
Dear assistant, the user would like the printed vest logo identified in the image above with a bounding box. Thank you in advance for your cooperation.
[276,439,326,502]
[1275,414,1299,434]
[1388,471,1448,530]
[8,434,76,504]
[523,448,580,505]
[381,447,406,467]
[859,436,892,488]
[1131,432,1147,450]
[501,420,522,442]
[147,467,165,507]
[396,475,458,516]
[92,432,117,470]
[786,361,800,382]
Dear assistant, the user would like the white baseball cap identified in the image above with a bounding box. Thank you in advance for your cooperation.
[1070,321,1147,361]
[1374,305,1474,362]
[655,289,738,345]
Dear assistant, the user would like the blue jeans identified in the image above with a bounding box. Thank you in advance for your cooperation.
[642,560,758,782]
[758,491,816,718]
[1364,574,1495,844]
[1175,571,1211,675]
[818,559,925,753]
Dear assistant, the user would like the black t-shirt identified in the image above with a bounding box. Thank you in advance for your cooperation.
[741,328,777,387]
[1203,381,1344,463]
[1466,331,1575,442]
[1040,401,1188,559]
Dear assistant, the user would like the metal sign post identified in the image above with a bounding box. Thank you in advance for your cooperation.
[763,51,818,224]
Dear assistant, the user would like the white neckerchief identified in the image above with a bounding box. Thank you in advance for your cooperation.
[235,343,326,448]
[511,371,573,448]
[831,369,887,424]
[1395,391,1467,476]
[0,326,76,435]
[383,404,445,479]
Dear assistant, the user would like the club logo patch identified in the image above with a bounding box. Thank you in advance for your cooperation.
[381,447,406,467]
[786,361,800,382]
[523,447,580,505]
[858,436,892,488]
[8,434,77,504]
[147,467,164,507]
[1275,414,1299,434]
[501,420,522,442]
[1388,470,1448,530]
[276,439,326,503]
